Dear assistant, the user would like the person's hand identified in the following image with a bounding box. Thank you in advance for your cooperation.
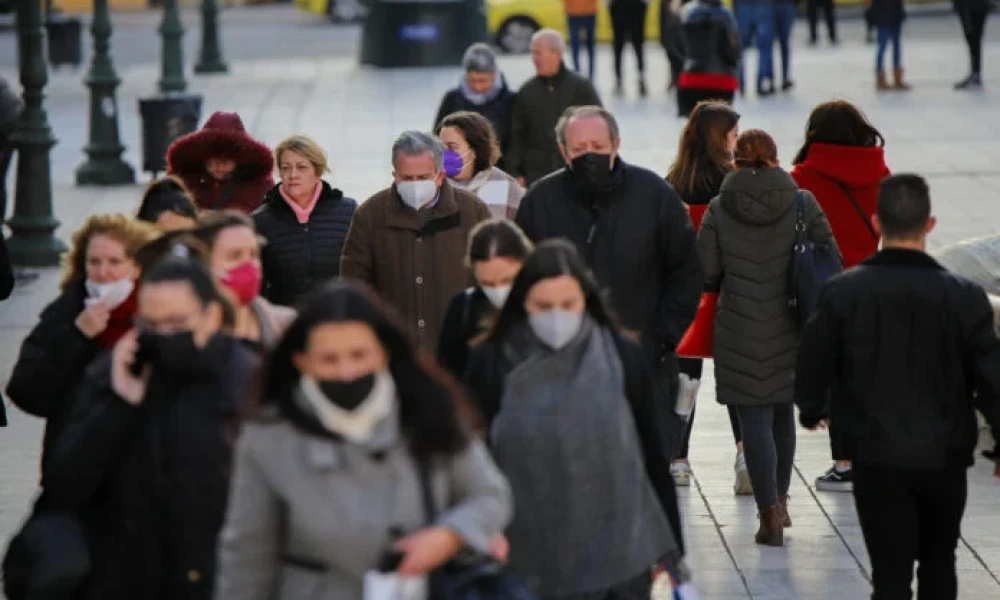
[394,526,463,576]
[516,177,526,188]
[808,419,829,432]
[75,302,111,338]
[110,329,148,406]
[489,534,509,563]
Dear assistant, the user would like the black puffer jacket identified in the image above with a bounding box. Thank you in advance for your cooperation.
[680,0,741,78]
[434,76,516,161]
[42,334,258,600]
[253,181,357,307]
[5,283,99,457]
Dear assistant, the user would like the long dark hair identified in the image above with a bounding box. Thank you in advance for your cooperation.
[259,281,473,458]
[435,111,502,175]
[139,242,236,328]
[793,100,885,165]
[488,239,617,344]
[666,101,740,198]
[137,176,198,223]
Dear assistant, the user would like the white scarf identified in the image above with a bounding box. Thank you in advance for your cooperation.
[298,370,396,443]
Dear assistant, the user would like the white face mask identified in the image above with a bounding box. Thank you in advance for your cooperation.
[481,285,512,310]
[84,277,134,310]
[397,180,438,211]
[528,309,583,350]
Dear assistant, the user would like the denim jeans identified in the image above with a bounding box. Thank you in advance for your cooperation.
[774,2,797,84]
[735,2,775,91]
[566,15,597,80]
[736,404,796,510]
[876,24,902,71]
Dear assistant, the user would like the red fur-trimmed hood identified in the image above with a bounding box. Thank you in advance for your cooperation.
[165,111,274,181]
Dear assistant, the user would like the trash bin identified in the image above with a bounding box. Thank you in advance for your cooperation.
[138,93,202,177]
[360,0,487,68]
[46,14,82,69]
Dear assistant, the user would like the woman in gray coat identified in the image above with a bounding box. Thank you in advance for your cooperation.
[698,129,837,547]
[214,282,512,600]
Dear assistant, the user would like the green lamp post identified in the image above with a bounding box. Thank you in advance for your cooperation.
[159,0,187,93]
[76,0,135,185]
[194,0,228,74]
[8,0,67,266]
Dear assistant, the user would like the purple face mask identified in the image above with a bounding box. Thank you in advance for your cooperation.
[442,149,466,178]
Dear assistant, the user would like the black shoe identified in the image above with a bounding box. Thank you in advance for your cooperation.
[638,77,648,98]
[815,466,853,492]
[955,73,983,90]
[782,80,795,92]
[808,37,818,47]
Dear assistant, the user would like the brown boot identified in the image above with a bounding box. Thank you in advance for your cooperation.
[778,495,792,528]
[893,67,911,90]
[877,71,891,91]
[755,506,785,546]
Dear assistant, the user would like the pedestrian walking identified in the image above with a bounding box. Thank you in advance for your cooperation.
[436,111,525,219]
[437,219,533,380]
[253,135,357,307]
[676,0,740,117]
[6,214,158,468]
[774,0,797,91]
[191,211,296,351]
[666,101,751,495]
[41,248,258,600]
[507,30,602,187]
[953,0,990,90]
[514,106,702,409]
[563,0,599,81]
[166,111,274,213]
[869,0,910,90]
[660,0,686,92]
[0,75,22,225]
[697,129,837,546]
[807,0,838,45]
[795,174,1000,598]
[215,281,512,600]
[340,131,491,349]
[433,43,517,165]
[790,101,890,493]
[464,240,688,598]
[610,0,651,96]
[733,0,777,96]
[136,176,198,232]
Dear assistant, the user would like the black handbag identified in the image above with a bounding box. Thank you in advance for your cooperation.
[788,191,844,328]
[2,498,91,600]
[415,461,536,600]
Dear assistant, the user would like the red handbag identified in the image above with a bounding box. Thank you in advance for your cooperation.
[676,292,718,358]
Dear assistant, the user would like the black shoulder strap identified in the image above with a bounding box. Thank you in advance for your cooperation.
[815,173,878,241]
[416,457,438,526]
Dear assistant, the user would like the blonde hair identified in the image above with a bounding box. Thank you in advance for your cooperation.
[274,135,330,176]
[62,214,160,291]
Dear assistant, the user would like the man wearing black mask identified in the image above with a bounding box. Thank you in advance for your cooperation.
[515,105,701,410]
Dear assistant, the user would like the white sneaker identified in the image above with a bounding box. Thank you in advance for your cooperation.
[734,453,753,496]
[671,461,692,487]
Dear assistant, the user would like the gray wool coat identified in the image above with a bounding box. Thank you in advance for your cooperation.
[214,409,512,600]
[698,167,837,407]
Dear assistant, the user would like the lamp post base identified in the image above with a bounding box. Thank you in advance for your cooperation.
[7,214,67,267]
[75,154,135,185]
[194,59,229,74]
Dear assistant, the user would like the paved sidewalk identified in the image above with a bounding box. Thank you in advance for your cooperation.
[1,11,999,599]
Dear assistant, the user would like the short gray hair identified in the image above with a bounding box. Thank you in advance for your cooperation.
[391,131,445,171]
[462,43,497,74]
[555,106,620,147]
[531,29,565,54]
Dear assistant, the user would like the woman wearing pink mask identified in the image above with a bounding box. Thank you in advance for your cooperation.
[192,211,295,350]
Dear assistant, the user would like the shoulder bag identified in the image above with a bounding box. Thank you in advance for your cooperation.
[788,191,844,329]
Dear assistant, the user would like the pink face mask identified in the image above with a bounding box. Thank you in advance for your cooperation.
[220,261,261,306]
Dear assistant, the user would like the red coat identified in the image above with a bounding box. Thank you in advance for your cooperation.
[165,111,274,214]
[791,143,890,269]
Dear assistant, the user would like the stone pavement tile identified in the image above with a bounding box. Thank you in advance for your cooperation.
[741,568,872,599]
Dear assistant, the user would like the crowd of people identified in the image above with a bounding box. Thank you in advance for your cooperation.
[0,23,998,600]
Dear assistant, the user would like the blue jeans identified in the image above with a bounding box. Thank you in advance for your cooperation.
[774,2,797,84]
[567,15,597,80]
[735,3,775,91]
[876,24,902,71]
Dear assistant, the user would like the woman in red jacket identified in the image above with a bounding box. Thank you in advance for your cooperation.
[666,100,753,495]
[790,100,890,493]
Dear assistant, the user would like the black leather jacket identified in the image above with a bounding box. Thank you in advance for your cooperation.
[680,0,741,77]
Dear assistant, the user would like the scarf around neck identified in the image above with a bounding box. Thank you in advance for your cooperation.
[296,370,397,444]
[459,71,505,106]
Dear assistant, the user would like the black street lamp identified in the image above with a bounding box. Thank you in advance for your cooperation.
[76,0,135,185]
[194,0,228,74]
[8,0,67,266]
[159,0,187,93]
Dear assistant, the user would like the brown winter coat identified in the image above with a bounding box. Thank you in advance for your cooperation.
[340,180,491,349]
[166,111,274,214]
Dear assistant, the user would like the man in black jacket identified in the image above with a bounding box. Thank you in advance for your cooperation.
[515,105,701,398]
[795,174,1000,600]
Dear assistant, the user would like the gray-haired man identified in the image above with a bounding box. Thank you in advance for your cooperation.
[341,131,491,348]
[434,43,516,167]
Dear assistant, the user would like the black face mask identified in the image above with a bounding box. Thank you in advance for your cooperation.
[138,330,202,373]
[317,373,377,412]
[570,152,614,193]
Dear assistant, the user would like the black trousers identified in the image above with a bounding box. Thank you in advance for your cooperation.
[829,418,848,462]
[807,0,837,43]
[611,0,648,79]
[0,144,13,223]
[853,463,968,600]
[958,7,989,74]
